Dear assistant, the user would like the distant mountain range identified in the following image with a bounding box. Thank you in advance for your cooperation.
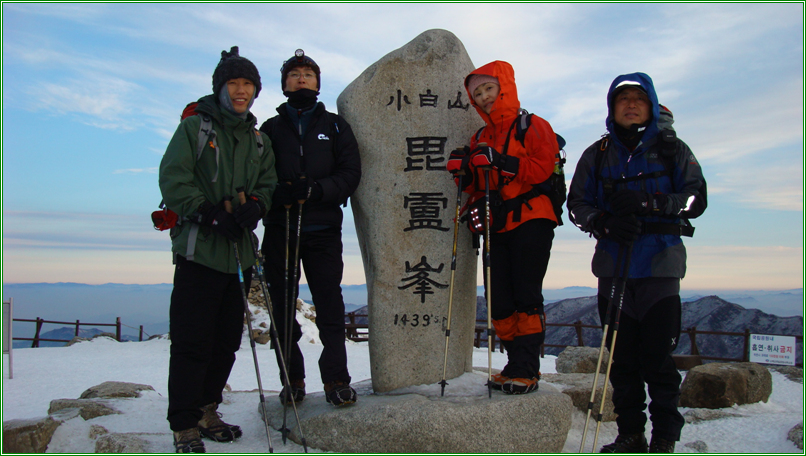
[4,282,802,356]
[540,295,803,362]
[11,327,141,349]
[345,293,803,364]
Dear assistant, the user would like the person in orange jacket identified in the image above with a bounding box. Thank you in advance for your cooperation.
[448,61,560,394]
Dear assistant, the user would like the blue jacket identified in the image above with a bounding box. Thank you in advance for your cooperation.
[567,73,707,279]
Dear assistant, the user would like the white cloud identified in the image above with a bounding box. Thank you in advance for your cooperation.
[113,168,158,175]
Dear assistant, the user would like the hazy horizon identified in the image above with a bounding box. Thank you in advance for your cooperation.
[2,4,802,291]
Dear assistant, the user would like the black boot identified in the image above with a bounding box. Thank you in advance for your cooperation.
[649,436,676,453]
[279,379,306,405]
[324,381,357,406]
[600,433,648,453]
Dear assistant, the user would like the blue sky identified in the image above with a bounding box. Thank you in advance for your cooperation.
[2,2,803,290]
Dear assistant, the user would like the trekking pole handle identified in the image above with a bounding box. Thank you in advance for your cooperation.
[236,187,247,206]
[476,142,493,170]
[298,174,307,205]
[223,195,234,214]
[281,181,293,209]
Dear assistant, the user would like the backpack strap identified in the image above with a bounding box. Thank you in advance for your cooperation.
[596,133,677,199]
[514,110,532,147]
[474,126,485,143]
[254,129,265,156]
[594,133,695,237]
[197,114,220,183]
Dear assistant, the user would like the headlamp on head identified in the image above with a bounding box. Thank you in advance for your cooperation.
[280,48,321,91]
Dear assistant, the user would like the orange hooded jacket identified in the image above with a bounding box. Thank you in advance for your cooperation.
[464,61,559,231]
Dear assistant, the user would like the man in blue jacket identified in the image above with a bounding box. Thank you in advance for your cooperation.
[260,49,361,407]
[567,72,707,453]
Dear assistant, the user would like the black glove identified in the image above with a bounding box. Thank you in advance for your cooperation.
[273,182,295,207]
[234,194,265,230]
[610,189,652,216]
[447,146,471,185]
[289,177,323,203]
[469,145,519,178]
[197,201,242,241]
[594,213,641,245]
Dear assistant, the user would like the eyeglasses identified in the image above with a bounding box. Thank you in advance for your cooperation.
[287,71,316,80]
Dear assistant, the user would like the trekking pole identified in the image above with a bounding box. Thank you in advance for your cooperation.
[237,190,308,453]
[281,183,306,444]
[478,146,494,399]
[591,242,634,452]
[439,170,465,396]
[278,183,294,444]
[223,196,275,453]
[579,244,626,452]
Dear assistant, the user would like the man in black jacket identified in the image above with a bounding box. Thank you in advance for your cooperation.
[260,49,361,407]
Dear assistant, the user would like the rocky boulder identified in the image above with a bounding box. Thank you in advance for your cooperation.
[2,409,79,453]
[261,375,572,453]
[79,381,155,399]
[555,346,609,374]
[542,373,616,422]
[94,433,150,453]
[680,362,772,409]
[788,422,803,450]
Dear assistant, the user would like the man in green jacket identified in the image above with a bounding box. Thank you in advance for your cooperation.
[159,46,277,453]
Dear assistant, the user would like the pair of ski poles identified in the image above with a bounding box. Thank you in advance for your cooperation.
[225,190,308,453]
[579,241,634,453]
[439,148,495,399]
[279,185,306,445]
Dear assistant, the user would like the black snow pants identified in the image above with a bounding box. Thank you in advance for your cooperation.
[597,281,685,442]
[486,218,554,379]
[262,223,351,386]
[167,255,250,431]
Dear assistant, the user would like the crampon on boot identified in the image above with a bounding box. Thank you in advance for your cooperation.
[502,376,539,394]
[599,433,648,453]
[490,372,510,391]
[173,427,205,453]
[197,402,242,442]
[279,379,306,405]
[324,381,357,406]
[649,436,676,453]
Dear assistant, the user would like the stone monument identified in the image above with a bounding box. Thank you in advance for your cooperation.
[337,29,480,393]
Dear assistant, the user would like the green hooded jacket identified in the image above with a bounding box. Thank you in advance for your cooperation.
[159,95,277,273]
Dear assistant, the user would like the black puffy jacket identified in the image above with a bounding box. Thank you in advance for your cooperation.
[260,102,361,227]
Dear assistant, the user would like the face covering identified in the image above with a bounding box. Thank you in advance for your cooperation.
[283,88,319,110]
[614,121,649,150]
[218,89,254,119]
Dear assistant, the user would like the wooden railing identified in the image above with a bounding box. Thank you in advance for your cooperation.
[345,312,368,342]
[12,317,147,348]
[344,315,803,367]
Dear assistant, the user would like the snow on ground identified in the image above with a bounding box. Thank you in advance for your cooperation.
[3,302,803,453]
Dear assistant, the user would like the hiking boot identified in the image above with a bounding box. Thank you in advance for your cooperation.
[173,427,205,453]
[502,377,539,395]
[490,373,509,391]
[197,402,242,442]
[600,433,648,453]
[279,379,306,405]
[324,381,357,407]
[649,437,676,453]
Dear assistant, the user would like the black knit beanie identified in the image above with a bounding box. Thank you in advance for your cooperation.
[212,46,262,98]
[280,49,320,91]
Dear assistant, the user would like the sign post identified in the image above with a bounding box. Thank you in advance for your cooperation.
[749,334,796,366]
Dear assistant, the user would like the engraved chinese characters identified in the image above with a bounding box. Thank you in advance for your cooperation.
[337,29,480,393]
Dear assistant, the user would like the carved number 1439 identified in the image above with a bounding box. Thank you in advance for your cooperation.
[394,313,446,329]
